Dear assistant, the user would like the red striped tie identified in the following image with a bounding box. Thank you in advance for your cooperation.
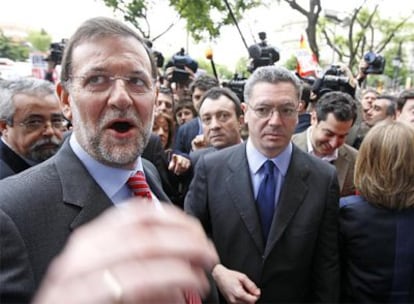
[127,171,152,199]
[128,172,201,303]
[184,290,202,304]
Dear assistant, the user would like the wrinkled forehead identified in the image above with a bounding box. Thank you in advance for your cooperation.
[70,36,153,76]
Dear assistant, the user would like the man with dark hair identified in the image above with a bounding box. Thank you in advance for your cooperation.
[0,77,65,179]
[396,89,414,124]
[294,82,312,133]
[174,74,219,154]
[365,94,397,127]
[190,87,244,166]
[293,91,358,197]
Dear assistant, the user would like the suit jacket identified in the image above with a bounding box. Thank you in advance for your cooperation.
[0,138,31,180]
[185,142,340,303]
[173,117,202,154]
[0,139,170,303]
[340,195,414,303]
[292,130,358,197]
[189,146,217,168]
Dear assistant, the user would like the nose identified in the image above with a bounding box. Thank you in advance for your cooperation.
[209,116,221,130]
[42,121,56,136]
[267,109,283,125]
[329,136,341,149]
[107,79,134,109]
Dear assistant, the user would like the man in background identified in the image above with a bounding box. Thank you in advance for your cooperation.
[190,87,243,166]
[292,91,358,197]
[396,89,414,124]
[365,94,396,127]
[0,77,65,179]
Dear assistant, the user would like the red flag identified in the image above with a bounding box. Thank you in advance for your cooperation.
[295,34,320,78]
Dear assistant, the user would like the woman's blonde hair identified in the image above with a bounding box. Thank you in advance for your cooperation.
[355,121,414,209]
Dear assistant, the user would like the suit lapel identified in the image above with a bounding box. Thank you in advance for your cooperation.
[264,146,310,257]
[226,144,265,252]
[332,146,348,192]
[54,141,113,230]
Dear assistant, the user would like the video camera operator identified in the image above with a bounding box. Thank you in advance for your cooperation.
[310,63,358,100]
[164,48,198,100]
[355,52,385,87]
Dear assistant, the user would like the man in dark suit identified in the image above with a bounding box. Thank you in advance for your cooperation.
[0,78,65,179]
[185,66,340,303]
[0,17,216,304]
[292,91,358,197]
[189,87,244,167]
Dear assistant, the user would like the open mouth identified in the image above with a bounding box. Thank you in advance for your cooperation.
[110,121,134,133]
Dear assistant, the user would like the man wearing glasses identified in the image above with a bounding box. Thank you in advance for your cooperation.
[185,66,340,302]
[0,77,65,179]
[0,17,217,304]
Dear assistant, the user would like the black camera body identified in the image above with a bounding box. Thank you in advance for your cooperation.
[363,52,385,74]
[222,74,247,102]
[165,49,198,84]
[46,39,67,65]
[247,32,280,73]
[312,65,355,98]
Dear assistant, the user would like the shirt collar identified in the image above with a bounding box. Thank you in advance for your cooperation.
[246,138,292,176]
[69,135,143,199]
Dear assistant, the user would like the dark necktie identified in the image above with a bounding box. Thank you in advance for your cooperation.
[127,171,152,199]
[127,171,201,303]
[257,160,277,241]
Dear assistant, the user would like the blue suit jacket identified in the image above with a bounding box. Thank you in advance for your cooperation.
[340,195,414,303]
[173,117,202,154]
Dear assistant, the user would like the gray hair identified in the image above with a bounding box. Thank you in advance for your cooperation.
[60,17,157,87]
[243,66,302,104]
[0,77,55,122]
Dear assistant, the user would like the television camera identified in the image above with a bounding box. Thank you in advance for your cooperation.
[164,48,198,84]
[45,39,67,65]
[363,52,385,74]
[223,32,280,102]
[311,64,356,99]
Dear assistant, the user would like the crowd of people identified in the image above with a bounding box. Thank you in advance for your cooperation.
[1,16,414,303]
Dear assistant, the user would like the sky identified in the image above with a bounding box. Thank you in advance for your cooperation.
[1,0,412,71]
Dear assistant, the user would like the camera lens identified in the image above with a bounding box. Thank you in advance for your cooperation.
[364,52,376,64]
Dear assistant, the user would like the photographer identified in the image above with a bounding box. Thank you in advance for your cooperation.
[164,48,198,101]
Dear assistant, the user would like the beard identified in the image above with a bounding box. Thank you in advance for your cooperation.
[72,105,153,169]
[28,136,63,162]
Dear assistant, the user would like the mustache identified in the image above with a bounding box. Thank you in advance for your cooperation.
[31,136,62,151]
[100,109,142,127]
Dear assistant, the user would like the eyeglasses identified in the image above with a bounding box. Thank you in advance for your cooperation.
[10,116,67,132]
[70,73,155,95]
[246,103,298,119]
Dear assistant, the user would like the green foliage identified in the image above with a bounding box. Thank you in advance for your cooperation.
[100,0,263,41]
[319,6,414,84]
[195,57,235,81]
[27,29,52,52]
[0,31,29,61]
[284,55,299,71]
